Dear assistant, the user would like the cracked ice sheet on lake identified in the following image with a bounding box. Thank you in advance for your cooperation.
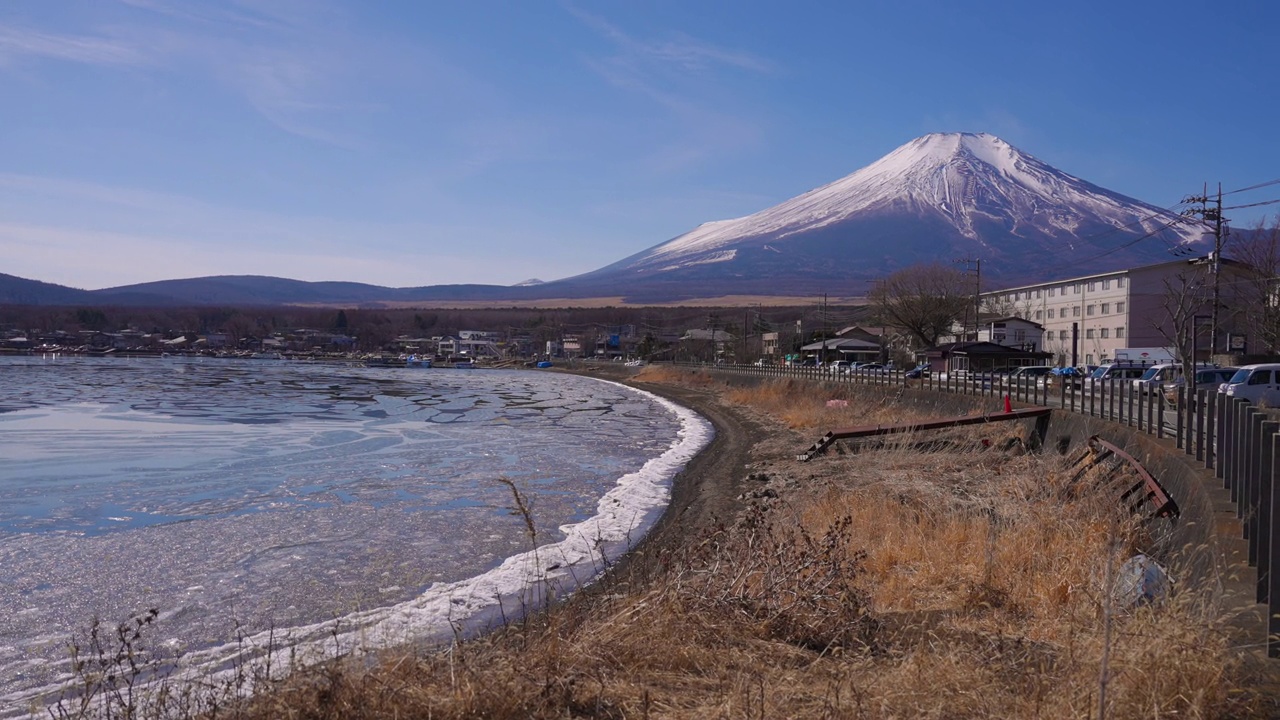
[0,359,709,712]
[159,384,713,697]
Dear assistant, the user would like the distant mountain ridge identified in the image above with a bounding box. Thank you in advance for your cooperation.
[0,133,1211,307]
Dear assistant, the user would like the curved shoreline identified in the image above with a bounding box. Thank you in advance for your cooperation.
[2,367,714,716]
[559,367,766,591]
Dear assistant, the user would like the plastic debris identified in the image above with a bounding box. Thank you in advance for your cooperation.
[1112,554,1171,608]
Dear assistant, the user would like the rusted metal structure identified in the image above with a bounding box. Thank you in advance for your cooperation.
[1067,435,1180,520]
[798,406,1052,461]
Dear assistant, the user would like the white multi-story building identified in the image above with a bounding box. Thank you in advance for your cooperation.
[981,256,1250,367]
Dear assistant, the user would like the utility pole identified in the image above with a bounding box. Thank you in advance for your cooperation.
[955,257,981,340]
[1181,183,1228,355]
[820,293,828,364]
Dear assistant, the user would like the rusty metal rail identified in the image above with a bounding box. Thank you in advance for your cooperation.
[798,406,1053,461]
[1069,435,1180,520]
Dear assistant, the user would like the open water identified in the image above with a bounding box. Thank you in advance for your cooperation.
[0,356,711,710]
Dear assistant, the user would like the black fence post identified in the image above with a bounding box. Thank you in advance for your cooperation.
[1157,387,1165,439]
[1248,411,1266,545]
[1271,430,1280,657]
[1257,421,1280,603]
[1236,403,1255,508]
[1196,389,1208,463]
[1223,394,1233,489]
[1206,390,1217,471]
[1175,387,1185,449]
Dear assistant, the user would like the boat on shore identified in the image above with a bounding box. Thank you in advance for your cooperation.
[364,356,408,368]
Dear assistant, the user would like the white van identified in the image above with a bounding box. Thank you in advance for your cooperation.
[1134,362,1217,395]
[1221,364,1280,406]
[1084,363,1149,391]
[1133,363,1178,395]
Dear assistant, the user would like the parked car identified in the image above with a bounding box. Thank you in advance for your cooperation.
[852,362,888,374]
[1042,366,1084,390]
[1161,366,1237,405]
[1003,365,1055,388]
[1083,363,1148,391]
[1220,364,1280,406]
[1134,363,1219,396]
[905,364,930,379]
[1133,363,1178,395]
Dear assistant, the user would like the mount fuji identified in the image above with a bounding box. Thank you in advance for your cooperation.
[0,133,1214,307]
[545,132,1209,301]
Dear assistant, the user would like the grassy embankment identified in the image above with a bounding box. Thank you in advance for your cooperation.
[48,366,1269,718]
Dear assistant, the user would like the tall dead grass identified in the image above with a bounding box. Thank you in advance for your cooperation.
[42,366,1272,719]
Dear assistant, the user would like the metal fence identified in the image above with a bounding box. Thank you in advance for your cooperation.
[675,361,1280,657]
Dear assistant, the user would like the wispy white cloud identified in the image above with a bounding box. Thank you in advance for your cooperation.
[115,0,281,30]
[0,25,147,66]
[564,6,771,172]
[566,6,771,76]
[113,0,378,148]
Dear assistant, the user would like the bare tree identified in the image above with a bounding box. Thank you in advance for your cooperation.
[868,263,972,348]
[1155,262,1214,439]
[1228,215,1280,354]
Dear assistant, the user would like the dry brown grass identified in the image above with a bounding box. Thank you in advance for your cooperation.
[48,366,1272,719]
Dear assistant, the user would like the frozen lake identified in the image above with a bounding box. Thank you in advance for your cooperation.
[0,356,711,709]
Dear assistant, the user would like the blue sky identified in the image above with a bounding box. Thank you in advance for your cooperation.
[3,0,1278,290]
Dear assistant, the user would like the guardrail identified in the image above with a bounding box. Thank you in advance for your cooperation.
[672,360,1280,657]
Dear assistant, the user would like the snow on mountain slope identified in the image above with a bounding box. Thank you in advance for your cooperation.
[629,132,1204,270]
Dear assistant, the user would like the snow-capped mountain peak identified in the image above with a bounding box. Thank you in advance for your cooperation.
[555,132,1210,300]
[629,132,1202,267]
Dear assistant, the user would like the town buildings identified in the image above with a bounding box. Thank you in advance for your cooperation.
[980,256,1252,367]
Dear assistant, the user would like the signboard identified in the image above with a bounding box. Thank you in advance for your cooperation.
[1229,333,1246,352]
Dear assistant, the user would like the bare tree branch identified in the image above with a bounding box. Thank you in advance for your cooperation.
[868,263,972,348]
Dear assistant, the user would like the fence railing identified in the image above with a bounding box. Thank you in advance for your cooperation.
[673,360,1280,657]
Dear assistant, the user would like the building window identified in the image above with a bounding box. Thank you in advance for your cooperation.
[1087,305,1095,316]
[1047,309,1055,319]
[1102,279,1111,290]
[1073,306,1081,317]
[1049,287,1056,297]
[1087,353,1094,365]
[1100,328,1110,338]
[1117,277,1126,288]
[1101,303,1110,314]
[1035,289,1042,299]
[1086,328,1095,339]
[1074,284,1081,294]
[1060,330,1068,341]
[1035,310,1043,320]
[1116,326,1125,338]
[1088,281,1096,291]
[1116,301,1125,313]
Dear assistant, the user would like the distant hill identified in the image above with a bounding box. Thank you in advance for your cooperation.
[2,133,1213,307]
[0,274,95,306]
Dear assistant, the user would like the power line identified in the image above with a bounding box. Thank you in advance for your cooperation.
[1224,198,1280,211]
[1224,178,1280,196]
